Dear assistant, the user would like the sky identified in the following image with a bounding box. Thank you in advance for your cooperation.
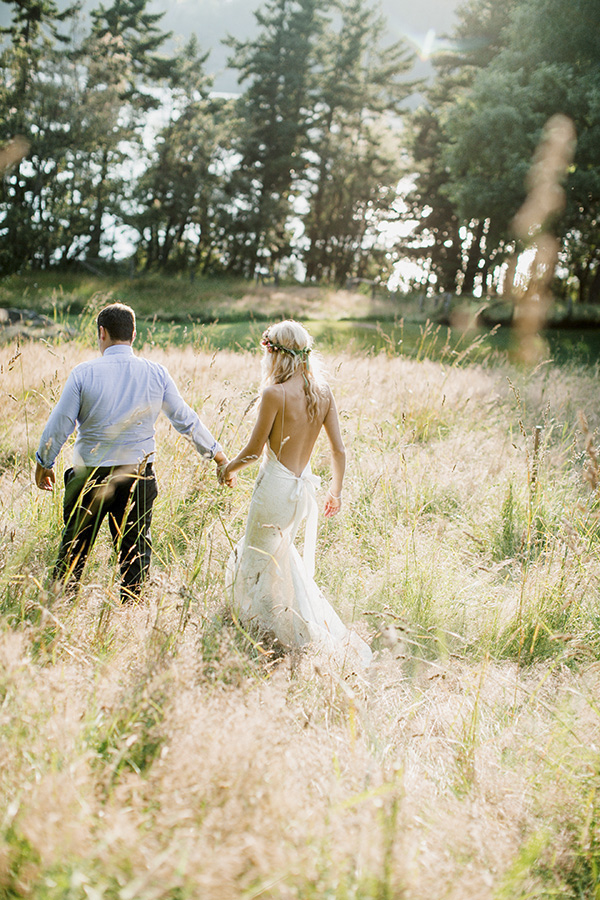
[0,0,461,94]
[147,0,461,93]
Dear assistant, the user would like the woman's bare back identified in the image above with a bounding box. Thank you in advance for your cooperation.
[224,332,346,517]
[267,372,331,476]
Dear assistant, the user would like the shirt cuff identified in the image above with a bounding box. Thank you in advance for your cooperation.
[209,441,222,460]
[35,452,54,468]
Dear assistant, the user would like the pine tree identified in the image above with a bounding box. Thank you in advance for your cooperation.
[223,0,328,276]
[127,36,232,273]
[394,0,517,296]
[0,0,80,271]
[302,0,415,285]
[75,0,174,261]
[442,0,600,302]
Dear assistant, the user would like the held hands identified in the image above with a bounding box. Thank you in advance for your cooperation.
[218,464,236,488]
[324,489,342,518]
[35,462,55,492]
[215,454,236,488]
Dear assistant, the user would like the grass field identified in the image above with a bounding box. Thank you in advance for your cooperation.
[2,309,600,897]
[0,271,395,322]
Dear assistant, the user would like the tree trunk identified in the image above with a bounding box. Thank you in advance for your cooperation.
[88,151,108,260]
[587,263,600,305]
[575,264,589,304]
[461,219,485,295]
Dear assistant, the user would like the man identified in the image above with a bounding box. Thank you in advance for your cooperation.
[35,302,232,600]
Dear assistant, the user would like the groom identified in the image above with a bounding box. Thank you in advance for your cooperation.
[35,302,233,600]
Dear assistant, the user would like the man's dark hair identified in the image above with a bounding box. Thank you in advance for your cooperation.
[97,303,136,342]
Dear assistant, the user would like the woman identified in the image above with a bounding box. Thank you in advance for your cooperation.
[223,321,371,668]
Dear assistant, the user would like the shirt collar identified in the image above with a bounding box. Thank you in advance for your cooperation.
[103,344,134,357]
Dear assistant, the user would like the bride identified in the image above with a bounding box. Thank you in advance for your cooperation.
[222,320,372,668]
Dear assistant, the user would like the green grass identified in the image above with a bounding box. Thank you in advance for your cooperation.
[4,270,600,364]
[0,270,254,318]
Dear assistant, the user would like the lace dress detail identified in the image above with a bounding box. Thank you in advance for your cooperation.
[226,447,372,668]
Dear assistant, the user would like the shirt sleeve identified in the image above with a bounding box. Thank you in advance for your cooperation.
[161,369,222,459]
[36,371,81,468]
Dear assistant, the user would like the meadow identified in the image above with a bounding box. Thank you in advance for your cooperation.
[3,270,600,365]
[2,302,600,899]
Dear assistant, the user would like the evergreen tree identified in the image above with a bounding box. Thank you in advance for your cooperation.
[441,0,600,301]
[0,0,80,271]
[301,0,415,285]
[395,101,462,294]
[223,0,328,277]
[0,0,174,270]
[394,0,517,296]
[127,36,232,273]
[0,0,79,132]
[73,0,174,261]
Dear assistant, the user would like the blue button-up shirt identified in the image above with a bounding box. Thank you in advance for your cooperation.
[36,345,221,469]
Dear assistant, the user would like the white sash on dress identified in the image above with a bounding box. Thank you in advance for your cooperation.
[265,447,321,577]
[289,465,321,578]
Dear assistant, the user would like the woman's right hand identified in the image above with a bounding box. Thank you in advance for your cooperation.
[217,461,237,488]
[324,490,342,518]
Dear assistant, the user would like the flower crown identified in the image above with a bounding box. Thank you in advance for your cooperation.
[261,331,311,360]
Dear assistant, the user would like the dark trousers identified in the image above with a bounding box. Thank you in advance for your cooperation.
[54,463,158,599]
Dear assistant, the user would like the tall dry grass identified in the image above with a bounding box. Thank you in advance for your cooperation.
[2,334,600,899]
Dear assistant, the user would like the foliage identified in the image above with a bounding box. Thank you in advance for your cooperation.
[301,0,415,285]
[0,0,80,271]
[222,0,328,277]
[71,0,175,261]
[1,0,599,300]
[395,101,463,294]
[0,0,418,284]
[397,0,600,304]
[125,36,234,274]
[394,0,517,297]
[443,0,600,301]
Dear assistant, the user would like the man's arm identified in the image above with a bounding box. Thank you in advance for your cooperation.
[161,369,234,483]
[161,371,221,455]
[35,371,81,489]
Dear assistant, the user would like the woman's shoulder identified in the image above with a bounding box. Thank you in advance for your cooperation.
[318,380,333,402]
[261,383,284,405]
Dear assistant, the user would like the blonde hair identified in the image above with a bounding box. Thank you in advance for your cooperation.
[260,320,326,422]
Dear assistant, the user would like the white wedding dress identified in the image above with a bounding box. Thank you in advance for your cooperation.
[226,447,372,668]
